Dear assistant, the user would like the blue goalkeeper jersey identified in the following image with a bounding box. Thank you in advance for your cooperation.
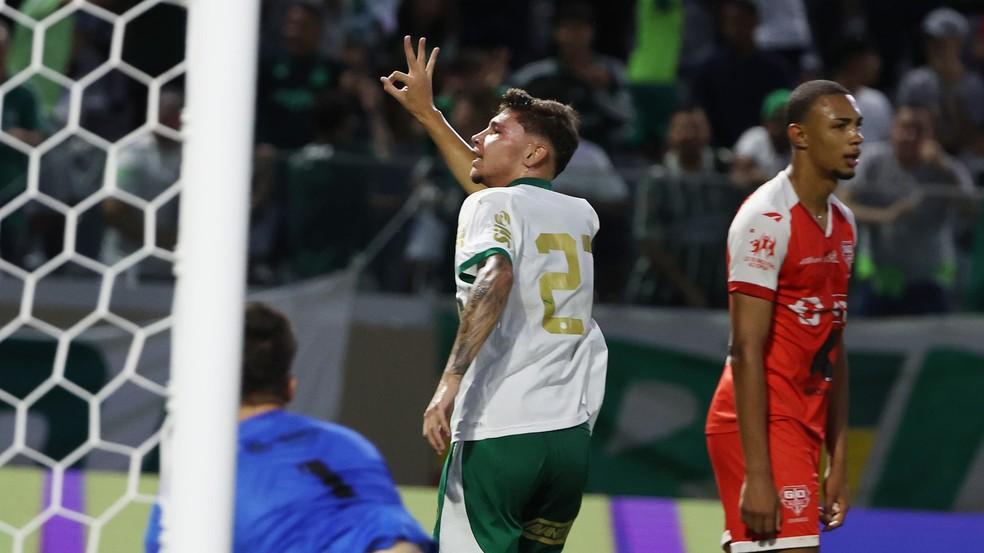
[145,410,435,553]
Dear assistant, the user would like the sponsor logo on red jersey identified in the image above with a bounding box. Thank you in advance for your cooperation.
[750,234,777,257]
[799,251,839,266]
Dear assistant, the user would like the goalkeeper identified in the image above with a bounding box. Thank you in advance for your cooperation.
[145,303,433,553]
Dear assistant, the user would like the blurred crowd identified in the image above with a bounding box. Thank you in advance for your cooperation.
[1,0,983,316]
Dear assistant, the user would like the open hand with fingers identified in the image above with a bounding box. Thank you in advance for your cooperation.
[380,36,440,121]
[422,373,461,455]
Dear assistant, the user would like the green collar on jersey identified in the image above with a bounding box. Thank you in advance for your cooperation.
[508,177,552,190]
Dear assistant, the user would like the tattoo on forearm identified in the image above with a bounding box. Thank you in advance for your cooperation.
[445,265,510,376]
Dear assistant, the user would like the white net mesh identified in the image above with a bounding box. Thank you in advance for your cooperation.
[0,0,186,550]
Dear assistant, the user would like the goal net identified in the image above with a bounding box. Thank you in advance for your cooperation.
[0,0,256,551]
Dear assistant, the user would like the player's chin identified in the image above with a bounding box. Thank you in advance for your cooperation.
[470,168,484,184]
[832,167,856,180]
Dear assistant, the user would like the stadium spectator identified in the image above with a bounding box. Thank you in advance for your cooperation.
[962,15,984,186]
[552,139,633,302]
[5,0,75,120]
[753,0,813,72]
[630,105,739,308]
[730,89,792,189]
[829,37,894,145]
[625,0,687,156]
[841,105,977,316]
[657,105,730,179]
[37,135,107,265]
[510,0,635,151]
[627,0,685,85]
[396,0,459,55]
[677,0,717,80]
[73,12,142,142]
[255,0,344,150]
[690,0,793,148]
[282,91,376,280]
[144,303,434,553]
[967,199,984,312]
[0,21,43,268]
[336,41,395,160]
[37,11,132,264]
[896,7,984,155]
[973,14,984,76]
[437,47,510,106]
[248,143,284,285]
[707,80,860,552]
[260,0,398,59]
[455,0,534,67]
[100,88,183,281]
[382,37,608,552]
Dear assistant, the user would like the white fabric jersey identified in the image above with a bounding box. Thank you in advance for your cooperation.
[451,179,608,442]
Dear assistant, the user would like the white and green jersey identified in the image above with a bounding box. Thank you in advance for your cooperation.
[451,177,608,442]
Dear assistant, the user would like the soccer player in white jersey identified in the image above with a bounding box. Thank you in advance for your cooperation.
[382,36,608,552]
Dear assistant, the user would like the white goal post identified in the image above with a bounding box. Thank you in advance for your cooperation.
[166,0,259,551]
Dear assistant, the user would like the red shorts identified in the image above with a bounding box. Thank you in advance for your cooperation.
[706,419,821,552]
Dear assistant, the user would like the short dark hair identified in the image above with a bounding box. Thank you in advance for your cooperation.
[498,88,580,176]
[241,303,297,405]
[787,80,852,125]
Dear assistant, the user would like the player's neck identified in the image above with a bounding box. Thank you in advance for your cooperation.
[238,403,283,421]
[498,168,553,187]
[788,163,836,216]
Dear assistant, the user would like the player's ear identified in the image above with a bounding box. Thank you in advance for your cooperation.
[524,143,549,168]
[788,123,807,150]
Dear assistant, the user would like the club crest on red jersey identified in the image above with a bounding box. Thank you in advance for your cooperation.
[781,485,811,516]
[841,240,854,267]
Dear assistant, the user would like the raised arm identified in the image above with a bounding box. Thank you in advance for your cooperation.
[421,254,513,454]
[822,338,850,531]
[381,36,486,195]
[730,292,781,537]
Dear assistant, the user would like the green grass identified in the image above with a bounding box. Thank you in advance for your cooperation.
[0,468,729,552]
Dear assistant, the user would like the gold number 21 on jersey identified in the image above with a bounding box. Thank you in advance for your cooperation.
[536,233,591,335]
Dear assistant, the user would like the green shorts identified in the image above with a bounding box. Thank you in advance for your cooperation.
[434,423,591,552]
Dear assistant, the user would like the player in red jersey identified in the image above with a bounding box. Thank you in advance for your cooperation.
[706,80,862,552]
